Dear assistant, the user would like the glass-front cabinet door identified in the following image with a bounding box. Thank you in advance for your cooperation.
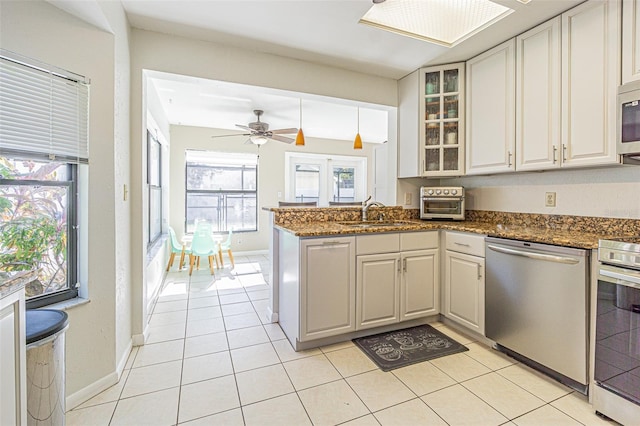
[420,63,465,176]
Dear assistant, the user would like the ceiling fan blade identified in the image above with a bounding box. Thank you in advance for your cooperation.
[235,124,254,132]
[270,134,295,144]
[211,133,250,139]
[270,128,298,135]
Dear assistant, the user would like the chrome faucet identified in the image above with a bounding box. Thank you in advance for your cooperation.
[362,198,385,221]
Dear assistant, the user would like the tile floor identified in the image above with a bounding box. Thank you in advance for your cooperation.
[67,254,616,426]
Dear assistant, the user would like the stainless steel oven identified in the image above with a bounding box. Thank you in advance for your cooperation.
[420,186,464,220]
[595,238,640,425]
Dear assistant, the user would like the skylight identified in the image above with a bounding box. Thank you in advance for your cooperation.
[360,0,515,48]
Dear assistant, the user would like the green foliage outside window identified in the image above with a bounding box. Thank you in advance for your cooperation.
[0,158,69,298]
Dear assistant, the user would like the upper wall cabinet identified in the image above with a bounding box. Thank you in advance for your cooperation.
[561,0,620,168]
[623,0,640,84]
[398,63,465,178]
[466,39,516,175]
[464,0,620,175]
[516,17,562,171]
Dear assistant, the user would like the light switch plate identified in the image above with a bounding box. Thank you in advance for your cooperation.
[545,192,556,207]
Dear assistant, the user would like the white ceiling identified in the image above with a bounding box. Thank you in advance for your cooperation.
[49,0,584,143]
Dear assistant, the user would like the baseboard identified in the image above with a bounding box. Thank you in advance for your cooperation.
[132,322,149,346]
[116,340,133,374]
[265,307,278,323]
[234,249,269,257]
[66,339,132,410]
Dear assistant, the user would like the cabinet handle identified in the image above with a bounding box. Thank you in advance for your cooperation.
[507,151,513,167]
[398,260,401,273]
[454,242,470,247]
[477,264,482,280]
[552,146,558,164]
[562,144,567,162]
[403,258,407,273]
[322,241,342,246]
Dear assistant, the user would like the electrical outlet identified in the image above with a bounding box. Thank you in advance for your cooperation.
[237,239,242,245]
[545,192,556,207]
[277,191,282,199]
[404,192,412,205]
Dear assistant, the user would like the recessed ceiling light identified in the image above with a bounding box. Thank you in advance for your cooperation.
[360,0,514,48]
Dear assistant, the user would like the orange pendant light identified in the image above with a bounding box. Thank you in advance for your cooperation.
[295,99,305,146]
[354,107,363,149]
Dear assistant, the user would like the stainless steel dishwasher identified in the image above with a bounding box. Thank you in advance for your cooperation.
[485,237,589,392]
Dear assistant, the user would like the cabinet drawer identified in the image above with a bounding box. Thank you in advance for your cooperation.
[356,233,400,255]
[445,232,485,257]
[400,231,439,251]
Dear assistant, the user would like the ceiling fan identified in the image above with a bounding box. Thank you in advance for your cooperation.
[212,109,298,145]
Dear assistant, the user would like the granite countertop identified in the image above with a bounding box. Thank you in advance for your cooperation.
[0,270,38,298]
[275,219,613,249]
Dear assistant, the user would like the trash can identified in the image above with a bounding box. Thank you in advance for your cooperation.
[25,309,69,426]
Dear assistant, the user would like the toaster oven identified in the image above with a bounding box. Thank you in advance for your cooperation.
[420,186,465,220]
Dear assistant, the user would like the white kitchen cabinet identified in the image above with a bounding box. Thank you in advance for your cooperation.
[561,0,620,167]
[278,233,356,347]
[466,39,516,175]
[1,286,26,426]
[400,249,439,321]
[280,230,438,347]
[398,64,465,177]
[398,70,421,178]
[356,253,400,329]
[356,232,439,331]
[516,17,562,171]
[623,0,640,84]
[443,232,485,335]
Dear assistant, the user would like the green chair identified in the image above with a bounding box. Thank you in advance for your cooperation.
[167,227,190,271]
[218,229,235,269]
[189,222,219,275]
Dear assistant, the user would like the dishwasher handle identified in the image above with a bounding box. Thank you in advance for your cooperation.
[487,244,580,265]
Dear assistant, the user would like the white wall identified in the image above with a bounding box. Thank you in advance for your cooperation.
[169,125,376,251]
[133,79,172,343]
[0,0,128,403]
[98,0,133,384]
[443,166,640,218]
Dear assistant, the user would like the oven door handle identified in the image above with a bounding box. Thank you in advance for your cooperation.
[598,264,640,288]
[422,197,464,202]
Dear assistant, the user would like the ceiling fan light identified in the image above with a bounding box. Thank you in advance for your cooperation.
[353,133,363,150]
[295,128,305,146]
[250,135,269,145]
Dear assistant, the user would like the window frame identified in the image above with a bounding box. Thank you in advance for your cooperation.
[0,156,79,308]
[184,152,258,234]
[147,131,162,245]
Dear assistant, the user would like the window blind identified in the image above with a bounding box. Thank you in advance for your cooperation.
[0,49,89,163]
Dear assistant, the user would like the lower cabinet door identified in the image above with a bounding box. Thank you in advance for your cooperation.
[444,250,485,335]
[356,253,400,330]
[400,249,439,321]
[300,238,356,341]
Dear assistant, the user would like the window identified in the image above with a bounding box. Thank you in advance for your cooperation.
[185,151,258,233]
[0,158,78,306]
[0,50,88,307]
[285,153,367,205]
[148,131,162,244]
